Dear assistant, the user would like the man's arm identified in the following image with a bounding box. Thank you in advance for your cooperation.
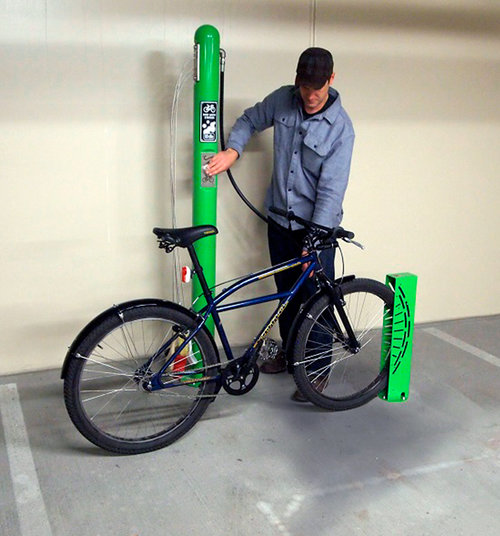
[206,87,284,177]
[312,133,355,229]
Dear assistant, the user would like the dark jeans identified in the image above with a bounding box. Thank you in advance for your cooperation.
[267,220,335,350]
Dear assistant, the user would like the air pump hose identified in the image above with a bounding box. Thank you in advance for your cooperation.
[218,53,301,248]
[218,59,269,225]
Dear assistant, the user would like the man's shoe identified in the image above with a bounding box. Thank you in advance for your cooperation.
[291,376,329,403]
[291,389,308,402]
[259,351,287,374]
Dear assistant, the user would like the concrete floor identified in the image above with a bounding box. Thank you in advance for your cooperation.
[1,315,499,536]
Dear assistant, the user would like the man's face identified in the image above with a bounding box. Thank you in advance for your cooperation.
[299,74,335,114]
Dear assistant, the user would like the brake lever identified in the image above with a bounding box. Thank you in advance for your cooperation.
[343,237,365,250]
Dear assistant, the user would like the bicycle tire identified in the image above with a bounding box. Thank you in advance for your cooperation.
[292,278,394,411]
[64,304,218,454]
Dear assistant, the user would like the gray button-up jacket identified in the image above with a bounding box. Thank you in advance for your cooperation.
[227,85,355,230]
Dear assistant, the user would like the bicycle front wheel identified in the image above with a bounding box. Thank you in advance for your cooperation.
[64,304,218,454]
[293,278,394,410]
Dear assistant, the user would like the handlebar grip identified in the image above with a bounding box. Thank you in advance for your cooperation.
[269,206,355,241]
[333,227,355,240]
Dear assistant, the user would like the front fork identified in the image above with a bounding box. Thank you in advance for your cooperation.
[319,275,360,353]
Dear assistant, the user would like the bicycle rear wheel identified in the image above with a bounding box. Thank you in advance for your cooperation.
[64,304,218,454]
[293,278,394,410]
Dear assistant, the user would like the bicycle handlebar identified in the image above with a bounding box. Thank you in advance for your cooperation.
[269,207,355,241]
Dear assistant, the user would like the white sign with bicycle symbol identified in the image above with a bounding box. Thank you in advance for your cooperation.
[200,101,218,143]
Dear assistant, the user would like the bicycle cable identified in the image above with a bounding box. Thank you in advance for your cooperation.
[337,243,345,284]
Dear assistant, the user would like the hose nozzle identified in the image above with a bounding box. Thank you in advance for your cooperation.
[220,48,226,72]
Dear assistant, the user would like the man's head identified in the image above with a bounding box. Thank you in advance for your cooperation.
[295,47,334,90]
[295,48,335,114]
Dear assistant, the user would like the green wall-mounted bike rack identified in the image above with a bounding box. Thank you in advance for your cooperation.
[379,273,418,403]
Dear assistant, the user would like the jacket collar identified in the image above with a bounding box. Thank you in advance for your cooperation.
[294,87,340,124]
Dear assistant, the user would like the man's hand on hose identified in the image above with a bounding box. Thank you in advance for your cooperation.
[205,148,239,177]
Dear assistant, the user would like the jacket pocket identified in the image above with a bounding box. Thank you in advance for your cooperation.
[302,135,329,176]
[274,115,293,149]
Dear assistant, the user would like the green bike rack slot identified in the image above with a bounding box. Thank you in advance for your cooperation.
[379,273,418,403]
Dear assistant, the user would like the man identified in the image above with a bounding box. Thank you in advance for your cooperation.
[206,47,355,401]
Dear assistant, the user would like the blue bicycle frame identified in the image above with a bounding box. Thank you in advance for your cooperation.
[147,252,319,391]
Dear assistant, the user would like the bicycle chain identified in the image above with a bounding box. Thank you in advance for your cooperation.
[151,354,245,399]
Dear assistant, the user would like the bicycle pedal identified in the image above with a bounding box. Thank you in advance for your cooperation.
[256,338,279,361]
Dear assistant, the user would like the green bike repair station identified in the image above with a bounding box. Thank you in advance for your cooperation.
[191,25,417,403]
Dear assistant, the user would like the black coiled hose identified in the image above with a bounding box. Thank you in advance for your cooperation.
[218,60,305,248]
[218,67,269,225]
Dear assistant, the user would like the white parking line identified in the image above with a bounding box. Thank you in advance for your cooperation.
[256,453,494,532]
[0,383,52,536]
[423,327,500,368]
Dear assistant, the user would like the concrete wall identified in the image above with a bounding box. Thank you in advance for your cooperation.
[1,0,499,374]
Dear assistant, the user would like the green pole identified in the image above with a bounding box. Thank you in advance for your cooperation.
[193,25,220,331]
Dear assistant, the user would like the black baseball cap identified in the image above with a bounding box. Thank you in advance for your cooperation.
[295,47,334,89]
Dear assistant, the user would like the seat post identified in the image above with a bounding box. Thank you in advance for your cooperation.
[187,244,214,303]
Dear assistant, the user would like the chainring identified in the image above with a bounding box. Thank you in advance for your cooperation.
[221,364,260,396]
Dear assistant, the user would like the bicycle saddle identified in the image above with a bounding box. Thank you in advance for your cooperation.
[153,225,218,247]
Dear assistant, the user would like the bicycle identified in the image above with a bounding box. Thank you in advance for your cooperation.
[62,208,394,454]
